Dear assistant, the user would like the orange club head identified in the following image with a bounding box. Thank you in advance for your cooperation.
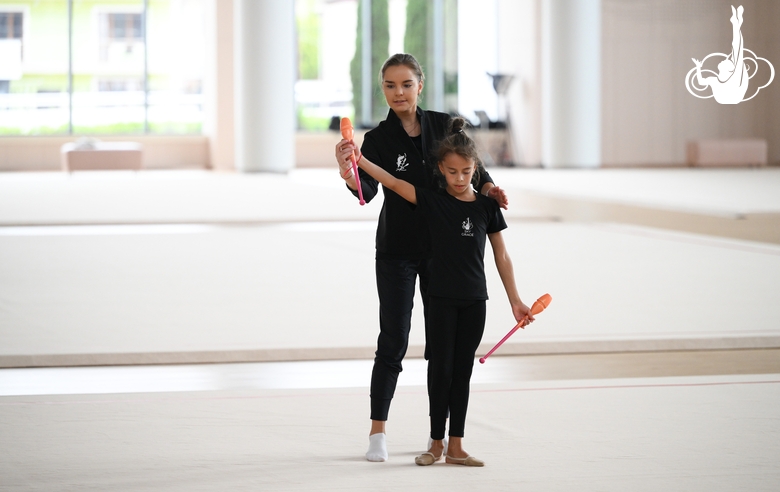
[340,117,354,140]
[530,293,552,316]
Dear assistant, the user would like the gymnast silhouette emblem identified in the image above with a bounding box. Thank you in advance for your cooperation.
[685,5,774,104]
[461,217,474,237]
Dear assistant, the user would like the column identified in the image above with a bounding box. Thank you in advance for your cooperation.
[542,0,601,168]
[233,0,295,173]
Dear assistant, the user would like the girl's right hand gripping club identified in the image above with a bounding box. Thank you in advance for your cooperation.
[479,293,552,364]
[340,117,365,206]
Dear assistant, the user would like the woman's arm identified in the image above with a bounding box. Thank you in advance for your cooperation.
[488,231,533,325]
[355,153,417,205]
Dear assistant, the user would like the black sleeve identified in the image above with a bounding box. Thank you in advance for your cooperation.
[487,201,507,234]
[347,167,379,203]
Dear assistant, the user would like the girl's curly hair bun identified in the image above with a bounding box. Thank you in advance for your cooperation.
[432,116,485,188]
[450,117,467,135]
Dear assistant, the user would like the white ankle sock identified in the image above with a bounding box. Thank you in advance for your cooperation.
[366,433,388,462]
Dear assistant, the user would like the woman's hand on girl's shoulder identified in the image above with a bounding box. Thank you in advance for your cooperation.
[487,186,509,210]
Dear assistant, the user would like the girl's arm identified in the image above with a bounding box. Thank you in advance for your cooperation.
[355,152,417,205]
[488,231,533,325]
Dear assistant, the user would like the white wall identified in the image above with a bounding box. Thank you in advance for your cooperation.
[457,0,500,125]
[765,0,780,165]
[458,0,541,167]
[600,0,779,166]
[498,0,541,167]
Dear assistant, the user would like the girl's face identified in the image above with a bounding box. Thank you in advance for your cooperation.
[382,65,423,115]
[438,153,476,199]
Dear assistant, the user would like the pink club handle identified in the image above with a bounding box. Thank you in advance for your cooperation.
[479,294,552,364]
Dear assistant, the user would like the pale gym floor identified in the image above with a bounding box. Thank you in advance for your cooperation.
[1,167,779,490]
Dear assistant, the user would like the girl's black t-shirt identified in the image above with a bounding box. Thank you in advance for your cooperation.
[414,187,507,300]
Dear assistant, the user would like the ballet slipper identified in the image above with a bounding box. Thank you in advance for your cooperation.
[414,451,443,466]
[446,454,485,467]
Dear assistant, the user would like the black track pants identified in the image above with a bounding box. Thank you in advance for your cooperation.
[426,296,486,439]
[370,258,429,421]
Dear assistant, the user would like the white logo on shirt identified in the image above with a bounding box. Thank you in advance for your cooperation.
[396,153,409,172]
[461,217,474,237]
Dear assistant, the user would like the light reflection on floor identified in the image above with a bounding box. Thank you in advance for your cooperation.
[0,221,378,237]
[0,356,544,397]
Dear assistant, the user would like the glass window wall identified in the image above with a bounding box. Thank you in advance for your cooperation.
[0,0,205,136]
[0,1,69,135]
[295,0,458,131]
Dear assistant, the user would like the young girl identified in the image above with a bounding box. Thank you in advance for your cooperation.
[347,117,534,467]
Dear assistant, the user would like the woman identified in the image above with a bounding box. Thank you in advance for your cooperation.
[335,53,507,462]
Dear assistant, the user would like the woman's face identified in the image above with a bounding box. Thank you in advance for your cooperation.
[438,152,476,197]
[381,65,423,115]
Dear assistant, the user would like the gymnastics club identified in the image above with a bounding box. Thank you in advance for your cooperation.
[479,293,552,364]
[340,117,365,205]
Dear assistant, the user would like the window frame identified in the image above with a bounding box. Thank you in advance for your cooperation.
[0,6,28,62]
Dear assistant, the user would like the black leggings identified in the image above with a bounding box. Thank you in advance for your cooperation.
[370,258,429,421]
[426,296,486,440]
